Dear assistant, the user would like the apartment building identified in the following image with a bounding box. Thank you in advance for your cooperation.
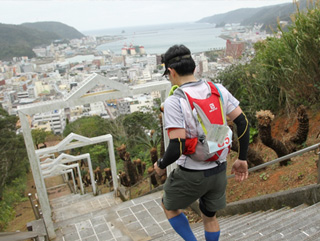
[117,97,132,115]
[33,110,66,134]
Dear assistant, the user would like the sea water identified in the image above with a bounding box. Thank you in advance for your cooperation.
[84,22,226,55]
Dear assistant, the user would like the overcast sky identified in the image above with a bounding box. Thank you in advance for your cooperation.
[1,0,294,31]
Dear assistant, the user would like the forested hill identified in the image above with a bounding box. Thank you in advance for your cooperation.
[0,21,84,61]
[21,21,84,40]
[197,0,309,30]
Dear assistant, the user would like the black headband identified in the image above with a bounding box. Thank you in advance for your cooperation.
[164,54,191,65]
[162,54,192,76]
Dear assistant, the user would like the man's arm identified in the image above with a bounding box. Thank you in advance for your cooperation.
[227,106,250,182]
[154,128,186,176]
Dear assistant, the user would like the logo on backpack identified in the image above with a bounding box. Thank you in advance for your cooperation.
[209,103,218,112]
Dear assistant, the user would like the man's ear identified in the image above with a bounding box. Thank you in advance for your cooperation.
[168,68,177,77]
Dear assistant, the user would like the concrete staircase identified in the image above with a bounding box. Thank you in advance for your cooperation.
[152,202,320,241]
[52,191,168,241]
[50,192,122,223]
[49,187,320,241]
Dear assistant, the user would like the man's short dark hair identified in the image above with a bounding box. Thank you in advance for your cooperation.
[161,44,196,76]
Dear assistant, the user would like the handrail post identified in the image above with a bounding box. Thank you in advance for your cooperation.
[35,204,41,220]
[28,193,39,220]
[317,150,320,184]
[149,175,152,191]
[39,211,50,241]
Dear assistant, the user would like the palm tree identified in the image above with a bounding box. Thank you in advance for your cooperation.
[256,106,309,166]
[136,130,161,187]
[116,144,138,186]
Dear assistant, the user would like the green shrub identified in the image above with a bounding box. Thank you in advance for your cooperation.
[217,1,320,118]
[0,176,27,231]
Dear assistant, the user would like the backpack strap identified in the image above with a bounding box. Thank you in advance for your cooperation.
[209,82,224,104]
[206,81,226,125]
[173,80,226,125]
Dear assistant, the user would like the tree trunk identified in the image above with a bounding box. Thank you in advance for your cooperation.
[119,172,130,187]
[117,144,138,186]
[285,105,309,152]
[150,147,158,165]
[134,159,144,177]
[256,107,309,166]
[94,167,103,185]
[148,167,158,188]
[104,168,112,185]
[142,162,146,174]
[256,110,290,166]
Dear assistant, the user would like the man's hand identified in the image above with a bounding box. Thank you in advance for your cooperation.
[154,162,166,176]
[231,159,248,182]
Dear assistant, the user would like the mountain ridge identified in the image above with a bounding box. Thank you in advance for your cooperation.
[197,1,309,30]
[21,21,84,40]
[0,21,84,60]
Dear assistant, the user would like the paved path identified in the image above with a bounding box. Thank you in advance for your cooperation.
[52,191,172,241]
[50,189,320,241]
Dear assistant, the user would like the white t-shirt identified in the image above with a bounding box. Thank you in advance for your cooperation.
[163,79,240,170]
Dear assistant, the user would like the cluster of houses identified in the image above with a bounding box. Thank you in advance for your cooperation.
[0,24,269,135]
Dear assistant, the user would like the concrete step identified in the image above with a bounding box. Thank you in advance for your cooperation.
[306,230,320,240]
[50,184,320,241]
[219,210,270,235]
[53,191,168,241]
[225,205,307,239]
[262,204,320,241]
[51,192,122,222]
[151,203,320,241]
[50,193,93,209]
[235,202,320,241]
[279,214,320,240]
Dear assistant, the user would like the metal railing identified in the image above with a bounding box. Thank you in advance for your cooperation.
[26,193,49,241]
[227,143,320,182]
[96,178,114,195]
[122,171,157,200]
[119,143,320,200]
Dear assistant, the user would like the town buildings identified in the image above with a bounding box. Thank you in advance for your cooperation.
[0,23,264,135]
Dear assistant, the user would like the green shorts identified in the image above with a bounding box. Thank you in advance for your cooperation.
[163,163,227,212]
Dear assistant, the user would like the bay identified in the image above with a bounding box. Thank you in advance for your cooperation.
[84,22,226,55]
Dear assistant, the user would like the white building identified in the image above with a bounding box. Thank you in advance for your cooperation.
[34,81,51,95]
[21,63,35,73]
[89,101,107,116]
[117,97,132,115]
[17,91,29,99]
[33,47,48,57]
[33,110,66,134]
[147,55,157,66]
[67,106,84,122]
[130,95,154,113]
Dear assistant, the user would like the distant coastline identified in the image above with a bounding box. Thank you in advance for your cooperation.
[91,22,226,55]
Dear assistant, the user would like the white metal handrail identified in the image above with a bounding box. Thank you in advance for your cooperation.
[227,143,320,180]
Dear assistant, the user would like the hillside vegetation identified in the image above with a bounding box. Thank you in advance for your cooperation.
[216,0,320,124]
[0,21,84,60]
[198,0,310,31]
[21,21,84,40]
